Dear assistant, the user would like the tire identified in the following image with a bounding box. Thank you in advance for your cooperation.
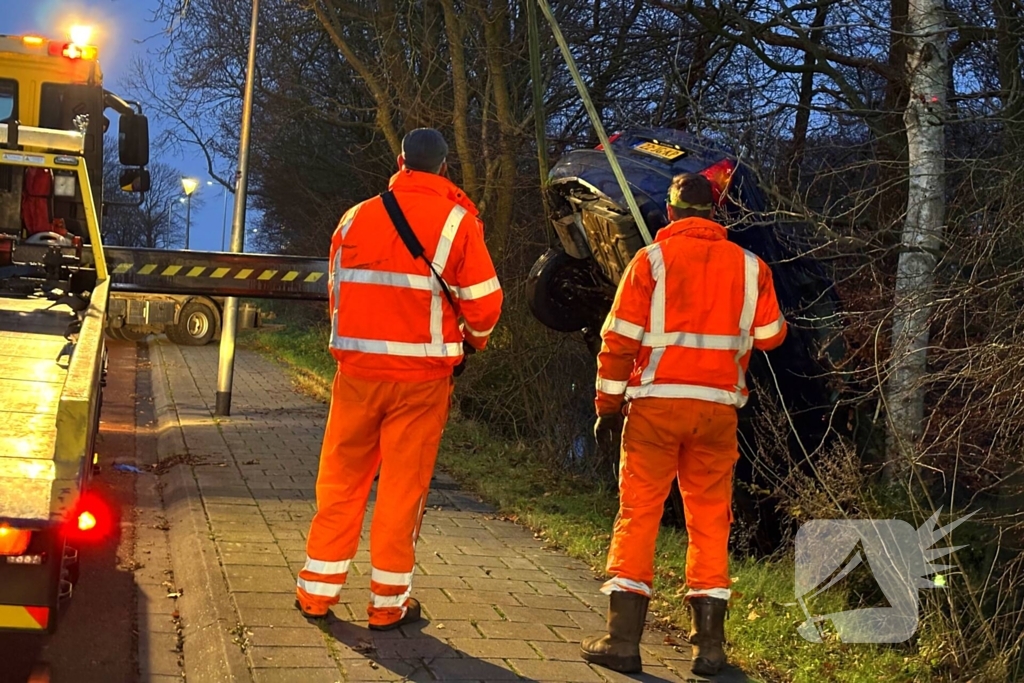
[120,326,149,343]
[105,326,126,342]
[174,301,217,346]
[527,248,601,332]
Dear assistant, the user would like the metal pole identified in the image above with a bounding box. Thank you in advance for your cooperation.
[184,194,192,250]
[215,0,259,417]
[220,186,230,251]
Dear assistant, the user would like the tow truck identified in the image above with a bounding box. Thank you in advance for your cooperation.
[0,28,262,347]
[0,118,111,634]
[0,28,329,636]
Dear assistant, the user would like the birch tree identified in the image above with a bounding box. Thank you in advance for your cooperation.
[885,0,948,476]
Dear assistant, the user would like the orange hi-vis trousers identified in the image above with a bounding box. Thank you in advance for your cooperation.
[603,398,739,600]
[297,371,451,627]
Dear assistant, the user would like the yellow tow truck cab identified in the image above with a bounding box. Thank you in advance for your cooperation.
[0,29,145,634]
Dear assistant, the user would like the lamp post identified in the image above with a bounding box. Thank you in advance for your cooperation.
[181,177,199,249]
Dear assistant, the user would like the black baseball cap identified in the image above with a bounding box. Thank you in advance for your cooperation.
[402,128,448,173]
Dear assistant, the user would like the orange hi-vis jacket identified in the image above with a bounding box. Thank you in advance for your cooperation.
[596,217,787,415]
[328,169,503,383]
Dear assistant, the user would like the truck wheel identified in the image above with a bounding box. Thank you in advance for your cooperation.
[175,301,216,346]
[120,326,149,342]
[527,248,598,333]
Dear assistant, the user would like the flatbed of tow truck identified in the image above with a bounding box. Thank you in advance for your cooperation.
[0,124,109,635]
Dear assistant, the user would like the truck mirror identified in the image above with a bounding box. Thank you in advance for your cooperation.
[118,113,149,166]
[120,168,151,193]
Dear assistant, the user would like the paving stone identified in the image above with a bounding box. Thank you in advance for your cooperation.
[509,658,605,682]
[513,593,595,612]
[248,646,337,669]
[531,639,590,661]
[476,621,562,641]
[426,658,518,680]
[252,669,343,683]
[412,620,482,640]
[222,552,290,566]
[448,637,542,660]
[437,589,522,606]
[240,608,319,629]
[421,601,502,622]
[225,565,297,593]
[372,636,462,659]
[247,626,326,647]
[588,664,687,682]
[497,605,579,627]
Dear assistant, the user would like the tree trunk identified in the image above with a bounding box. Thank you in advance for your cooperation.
[438,0,480,201]
[885,0,948,479]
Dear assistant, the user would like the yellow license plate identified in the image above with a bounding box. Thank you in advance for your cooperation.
[633,141,685,161]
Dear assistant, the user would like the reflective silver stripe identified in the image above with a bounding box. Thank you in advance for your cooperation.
[454,276,501,300]
[625,382,745,407]
[331,250,342,341]
[303,557,352,575]
[432,205,466,273]
[735,251,760,392]
[430,280,444,346]
[597,377,629,395]
[331,335,463,357]
[371,591,411,608]
[296,577,343,598]
[600,577,652,597]
[336,268,433,290]
[646,245,666,335]
[607,317,644,341]
[753,315,785,340]
[371,568,414,586]
[686,587,732,600]
[641,245,666,385]
[644,331,743,350]
[463,322,494,337]
[339,205,360,239]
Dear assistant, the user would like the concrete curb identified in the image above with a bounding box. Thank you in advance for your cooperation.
[149,339,252,683]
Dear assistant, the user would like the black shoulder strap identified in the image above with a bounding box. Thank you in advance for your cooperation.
[380,190,457,310]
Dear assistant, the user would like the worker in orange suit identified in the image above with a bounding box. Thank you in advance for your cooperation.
[296,128,503,631]
[580,173,787,675]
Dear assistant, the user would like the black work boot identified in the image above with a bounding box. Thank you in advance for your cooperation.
[580,591,649,673]
[688,596,728,676]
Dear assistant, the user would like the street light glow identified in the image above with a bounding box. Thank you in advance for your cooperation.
[181,177,199,196]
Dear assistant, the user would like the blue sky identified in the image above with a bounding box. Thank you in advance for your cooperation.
[6,0,231,251]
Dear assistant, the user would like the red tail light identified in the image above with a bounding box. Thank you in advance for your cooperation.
[700,159,737,206]
[595,132,622,151]
[0,525,32,556]
[67,492,111,541]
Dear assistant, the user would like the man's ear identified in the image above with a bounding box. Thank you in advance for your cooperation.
[439,161,448,177]
[666,204,677,221]
[397,154,405,170]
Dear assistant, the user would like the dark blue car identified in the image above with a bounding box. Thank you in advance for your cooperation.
[528,128,843,542]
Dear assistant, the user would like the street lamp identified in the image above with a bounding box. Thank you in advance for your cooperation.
[181,177,199,249]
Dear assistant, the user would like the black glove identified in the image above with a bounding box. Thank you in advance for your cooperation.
[594,412,624,451]
[453,341,478,377]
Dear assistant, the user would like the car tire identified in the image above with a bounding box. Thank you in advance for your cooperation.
[105,325,126,342]
[174,301,216,346]
[527,248,596,333]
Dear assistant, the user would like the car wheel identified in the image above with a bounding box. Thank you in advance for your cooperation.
[174,301,216,346]
[105,325,126,342]
[527,248,600,333]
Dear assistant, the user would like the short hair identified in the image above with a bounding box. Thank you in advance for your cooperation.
[667,173,715,212]
[402,128,448,173]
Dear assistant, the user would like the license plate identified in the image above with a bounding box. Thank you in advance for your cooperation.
[633,141,685,161]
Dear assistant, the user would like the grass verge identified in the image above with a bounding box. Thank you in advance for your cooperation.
[243,325,933,683]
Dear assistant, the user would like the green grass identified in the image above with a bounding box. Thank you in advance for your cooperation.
[243,324,934,683]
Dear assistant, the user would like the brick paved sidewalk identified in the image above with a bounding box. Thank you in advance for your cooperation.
[151,338,745,683]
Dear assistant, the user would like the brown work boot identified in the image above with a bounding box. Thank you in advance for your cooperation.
[688,595,728,676]
[580,591,649,673]
[368,597,422,631]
